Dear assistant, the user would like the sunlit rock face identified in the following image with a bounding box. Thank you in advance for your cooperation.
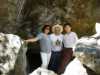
[0,33,27,75]
[74,23,100,74]
[29,58,88,75]
[62,58,88,75]
[14,0,96,38]
[0,0,97,37]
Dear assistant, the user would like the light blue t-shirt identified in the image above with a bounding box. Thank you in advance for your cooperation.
[37,33,51,53]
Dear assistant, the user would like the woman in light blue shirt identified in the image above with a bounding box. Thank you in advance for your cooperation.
[25,25,52,69]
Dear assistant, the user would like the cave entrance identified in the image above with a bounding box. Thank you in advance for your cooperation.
[26,43,41,73]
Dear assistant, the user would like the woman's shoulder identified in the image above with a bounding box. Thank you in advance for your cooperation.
[49,34,55,37]
[37,33,44,37]
[71,32,77,34]
[38,32,44,35]
[59,34,64,37]
[50,34,63,36]
[61,34,64,36]
[70,32,77,36]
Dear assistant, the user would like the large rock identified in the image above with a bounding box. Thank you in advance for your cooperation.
[29,67,57,75]
[0,0,98,37]
[74,23,100,74]
[62,58,88,75]
[29,57,88,75]
[0,33,27,75]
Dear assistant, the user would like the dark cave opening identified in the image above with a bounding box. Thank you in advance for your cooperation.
[26,43,41,73]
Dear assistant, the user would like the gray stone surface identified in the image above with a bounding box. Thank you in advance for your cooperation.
[0,33,27,75]
[0,0,99,37]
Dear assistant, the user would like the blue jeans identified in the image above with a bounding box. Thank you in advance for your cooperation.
[48,51,61,73]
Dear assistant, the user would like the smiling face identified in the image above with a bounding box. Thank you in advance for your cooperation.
[44,27,50,34]
[42,25,51,34]
[52,24,63,35]
[64,25,72,33]
[54,27,61,34]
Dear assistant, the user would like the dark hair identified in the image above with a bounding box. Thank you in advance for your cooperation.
[63,23,72,28]
[42,25,51,32]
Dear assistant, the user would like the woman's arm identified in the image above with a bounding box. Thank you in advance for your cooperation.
[25,37,39,43]
[25,33,42,43]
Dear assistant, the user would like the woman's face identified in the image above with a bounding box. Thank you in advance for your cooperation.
[54,27,61,34]
[44,27,50,34]
[64,25,71,33]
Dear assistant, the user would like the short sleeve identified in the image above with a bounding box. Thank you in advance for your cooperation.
[74,33,78,40]
[37,33,43,40]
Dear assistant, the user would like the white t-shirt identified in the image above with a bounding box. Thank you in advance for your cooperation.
[50,34,63,52]
[63,32,78,48]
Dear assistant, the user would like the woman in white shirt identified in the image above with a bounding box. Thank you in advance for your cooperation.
[48,24,63,73]
[58,23,78,74]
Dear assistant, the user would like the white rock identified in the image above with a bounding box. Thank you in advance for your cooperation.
[0,33,23,75]
[62,58,88,75]
[95,23,100,34]
[29,67,57,75]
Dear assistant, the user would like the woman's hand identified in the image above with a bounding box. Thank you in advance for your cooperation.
[23,40,28,44]
[24,38,38,43]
